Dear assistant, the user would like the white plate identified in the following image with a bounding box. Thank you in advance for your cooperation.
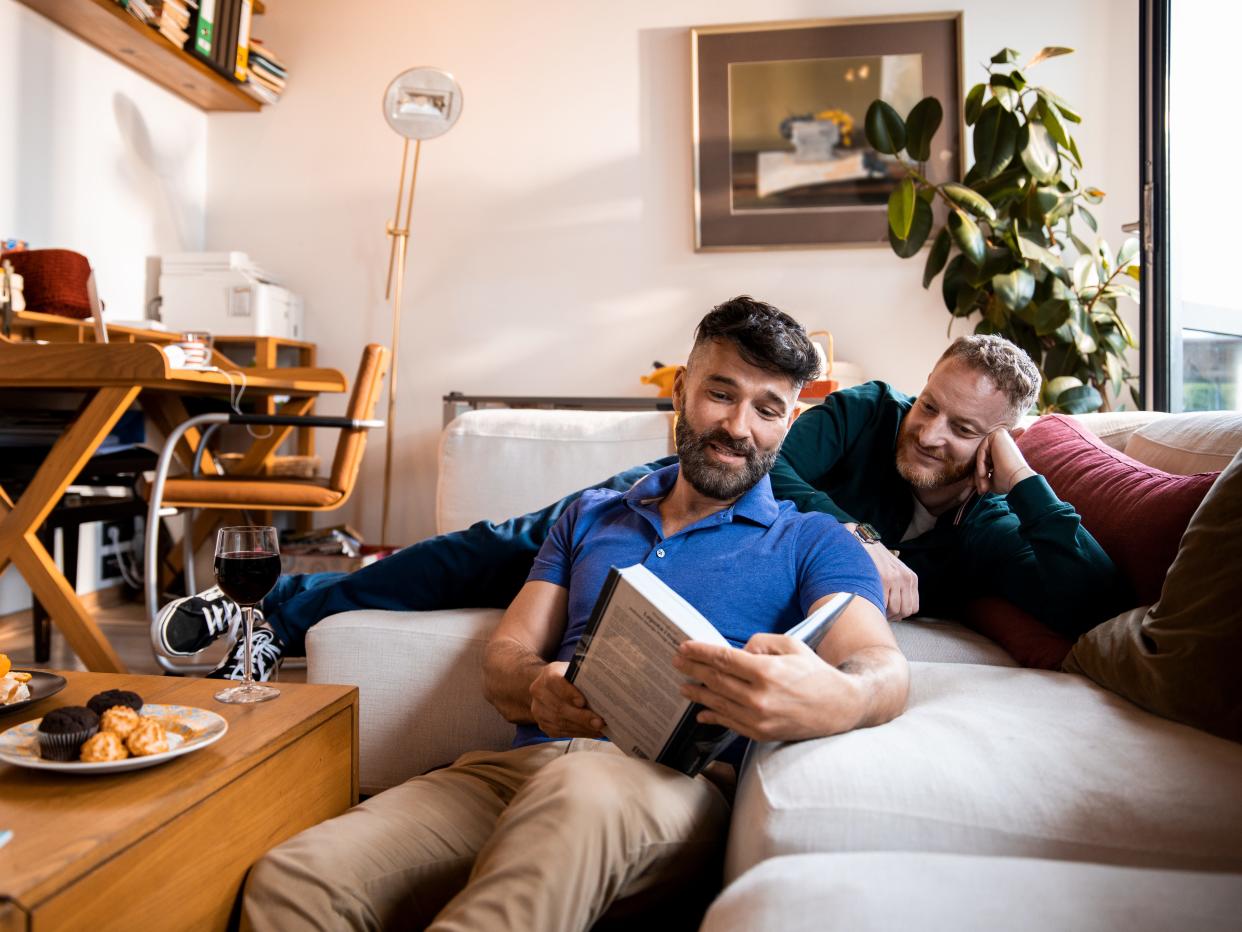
[0,704,228,774]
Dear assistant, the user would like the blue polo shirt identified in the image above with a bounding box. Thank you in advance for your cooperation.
[514,463,883,748]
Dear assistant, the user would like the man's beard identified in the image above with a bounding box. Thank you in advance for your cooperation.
[894,423,974,490]
[675,414,777,501]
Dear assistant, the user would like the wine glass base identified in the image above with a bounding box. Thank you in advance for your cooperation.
[215,682,280,704]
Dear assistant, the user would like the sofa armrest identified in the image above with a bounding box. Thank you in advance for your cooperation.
[306,608,514,795]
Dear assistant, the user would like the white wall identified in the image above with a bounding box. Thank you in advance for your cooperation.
[207,0,1140,545]
[0,0,209,612]
[3,0,1138,557]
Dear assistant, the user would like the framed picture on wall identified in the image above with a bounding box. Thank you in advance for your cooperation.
[691,13,963,251]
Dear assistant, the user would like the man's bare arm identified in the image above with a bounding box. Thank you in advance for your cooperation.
[482,580,604,737]
[675,594,909,742]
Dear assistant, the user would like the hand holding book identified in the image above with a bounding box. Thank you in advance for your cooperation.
[530,660,605,739]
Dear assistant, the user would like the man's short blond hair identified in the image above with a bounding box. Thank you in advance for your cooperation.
[937,335,1040,421]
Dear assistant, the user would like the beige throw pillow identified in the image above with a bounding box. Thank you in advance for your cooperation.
[1064,447,1242,743]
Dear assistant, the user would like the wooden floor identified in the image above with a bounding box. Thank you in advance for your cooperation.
[0,595,305,682]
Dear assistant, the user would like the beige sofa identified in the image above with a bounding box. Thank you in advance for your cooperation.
[307,406,1242,930]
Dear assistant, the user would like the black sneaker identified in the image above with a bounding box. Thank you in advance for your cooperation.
[208,623,285,682]
[154,586,243,656]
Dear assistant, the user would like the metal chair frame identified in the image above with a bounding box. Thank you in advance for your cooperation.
[145,411,383,673]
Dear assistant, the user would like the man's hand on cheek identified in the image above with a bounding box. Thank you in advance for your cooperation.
[974,427,1036,495]
[529,661,605,739]
[673,635,862,742]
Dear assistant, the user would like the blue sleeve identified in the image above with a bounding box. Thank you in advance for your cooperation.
[795,515,885,616]
[526,497,585,588]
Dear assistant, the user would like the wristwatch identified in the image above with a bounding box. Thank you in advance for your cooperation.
[853,523,882,546]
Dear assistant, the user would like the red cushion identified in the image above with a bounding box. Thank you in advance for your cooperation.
[964,597,1072,670]
[1017,414,1219,606]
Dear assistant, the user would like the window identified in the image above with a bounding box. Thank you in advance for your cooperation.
[1143,0,1242,412]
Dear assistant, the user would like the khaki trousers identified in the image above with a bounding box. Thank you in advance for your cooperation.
[241,739,732,932]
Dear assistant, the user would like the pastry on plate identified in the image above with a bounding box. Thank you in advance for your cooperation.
[99,705,142,739]
[80,730,130,763]
[0,653,32,705]
[37,706,100,761]
[126,717,170,757]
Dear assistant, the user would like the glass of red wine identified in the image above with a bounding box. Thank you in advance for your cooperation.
[213,526,281,704]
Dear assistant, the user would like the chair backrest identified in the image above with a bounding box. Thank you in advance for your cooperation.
[328,344,389,496]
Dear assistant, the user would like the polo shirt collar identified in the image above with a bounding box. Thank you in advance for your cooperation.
[624,462,781,528]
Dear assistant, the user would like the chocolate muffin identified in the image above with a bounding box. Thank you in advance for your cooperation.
[37,706,100,761]
[87,689,144,717]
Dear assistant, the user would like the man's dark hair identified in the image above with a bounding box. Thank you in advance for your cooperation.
[691,296,820,387]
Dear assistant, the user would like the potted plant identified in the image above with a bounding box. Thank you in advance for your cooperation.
[864,47,1140,413]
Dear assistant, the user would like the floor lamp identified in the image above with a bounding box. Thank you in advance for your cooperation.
[380,67,464,545]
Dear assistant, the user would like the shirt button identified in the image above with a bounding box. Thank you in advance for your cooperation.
[656,548,666,558]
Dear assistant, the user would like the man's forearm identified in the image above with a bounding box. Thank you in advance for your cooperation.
[481,637,545,723]
[827,644,910,733]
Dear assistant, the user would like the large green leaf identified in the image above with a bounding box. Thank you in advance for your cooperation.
[964,83,986,125]
[1055,383,1103,414]
[1044,375,1082,405]
[941,182,998,221]
[889,196,933,258]
[888,177,917,240]
[1037,99,1070,150]
[991,48,1020,64]
[1117,237,1140,268]
[904,97,943,161]
[990,74,1021,112]
[948,209,986,267]
[1020,121,1060,183]
[1035,87,1082,124]
[923,227,952,287]
[941,254,969,312]
[1018,235,1062,271]
[865,100,906,155]
[993,267,1036,310]
[1026,46,1074,68]
[1034,298,1072,335]
[972,106,1020,181]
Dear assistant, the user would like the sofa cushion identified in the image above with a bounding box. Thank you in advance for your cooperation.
[703,853,1242,932]
[726,662,1242,881]
[1017,414,1219,605]
[1065,449,1242,743]
[436,409,675,534]
[1125,411,1242,475]
[307,608,512,795]
[890,617,1016,667]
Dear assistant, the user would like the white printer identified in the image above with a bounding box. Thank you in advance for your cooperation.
[158,252,305,340]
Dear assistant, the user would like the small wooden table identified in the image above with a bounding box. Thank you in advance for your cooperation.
[0,340,347,673]
[0,671,359,930]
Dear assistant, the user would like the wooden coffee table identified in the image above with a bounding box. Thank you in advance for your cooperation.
[0,671,359,930]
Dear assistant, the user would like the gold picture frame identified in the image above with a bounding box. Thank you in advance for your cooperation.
[692,13,964,251]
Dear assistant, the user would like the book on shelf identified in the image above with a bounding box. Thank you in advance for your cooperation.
[233,0,253,81]
[192,0,215,58]
[564,563,854,777]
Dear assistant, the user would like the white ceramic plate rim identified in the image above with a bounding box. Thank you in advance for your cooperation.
[0,704,228,774]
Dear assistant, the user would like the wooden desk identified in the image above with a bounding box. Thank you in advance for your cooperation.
[0,341,346,673]
[0,671,358,931]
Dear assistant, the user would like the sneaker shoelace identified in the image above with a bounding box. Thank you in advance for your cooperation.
[245,630,282,680]
[202,602,237,638]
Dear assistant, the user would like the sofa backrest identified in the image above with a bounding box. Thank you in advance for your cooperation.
[436,405,1242,535]
[436,409,676,534]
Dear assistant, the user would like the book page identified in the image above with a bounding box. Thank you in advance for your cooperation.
[572,566,726,762]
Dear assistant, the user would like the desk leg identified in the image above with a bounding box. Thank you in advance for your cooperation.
[0,386,138,673]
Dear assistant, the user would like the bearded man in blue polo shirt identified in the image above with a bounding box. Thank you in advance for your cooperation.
[240,299,909,932]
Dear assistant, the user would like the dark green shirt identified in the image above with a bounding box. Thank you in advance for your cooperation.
[770,381,1130,636]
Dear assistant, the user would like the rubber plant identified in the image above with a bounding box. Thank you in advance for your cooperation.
[865,46,1141,413]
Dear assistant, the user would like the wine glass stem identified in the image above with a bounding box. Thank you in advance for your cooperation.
[242,605,255,687]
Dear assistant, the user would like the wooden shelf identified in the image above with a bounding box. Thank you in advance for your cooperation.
[17,0,261,112]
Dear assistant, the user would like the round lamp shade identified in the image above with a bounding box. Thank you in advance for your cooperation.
[382,67,463,140]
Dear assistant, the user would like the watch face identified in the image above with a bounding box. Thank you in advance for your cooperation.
[855,523,881,544]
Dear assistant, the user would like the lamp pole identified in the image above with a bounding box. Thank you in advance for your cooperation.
[381,137,422,547]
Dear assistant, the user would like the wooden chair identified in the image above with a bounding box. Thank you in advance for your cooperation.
[143,343,388,672]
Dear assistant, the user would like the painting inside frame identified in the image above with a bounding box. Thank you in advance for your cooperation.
[694,15,962,250]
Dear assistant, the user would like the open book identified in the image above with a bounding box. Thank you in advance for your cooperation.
[565,564,854,777]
